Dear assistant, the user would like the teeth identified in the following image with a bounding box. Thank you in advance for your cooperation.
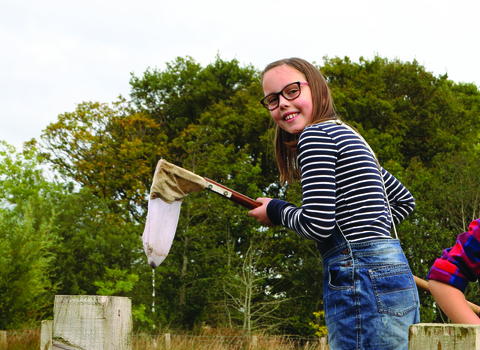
[285,113,298,121]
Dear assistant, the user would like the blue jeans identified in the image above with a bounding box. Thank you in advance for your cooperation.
[317,225,420,350]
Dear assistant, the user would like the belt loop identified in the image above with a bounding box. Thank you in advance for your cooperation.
[336,224,355,275]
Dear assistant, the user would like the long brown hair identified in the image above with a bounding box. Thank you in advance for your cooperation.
[261,58,339,185]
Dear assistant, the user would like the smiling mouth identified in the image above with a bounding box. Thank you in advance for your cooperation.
[284,113,299,121]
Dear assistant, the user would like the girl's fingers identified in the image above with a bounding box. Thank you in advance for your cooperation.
[248,198,274,227]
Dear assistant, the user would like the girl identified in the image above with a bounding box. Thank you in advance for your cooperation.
[248,58,420,350]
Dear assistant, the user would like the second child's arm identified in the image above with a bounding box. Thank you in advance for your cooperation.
[427,219,480,323]
[428,280,480,324]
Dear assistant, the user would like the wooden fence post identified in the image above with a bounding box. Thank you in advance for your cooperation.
[318,336,329,350]
[409,323,480,349]
[0,331,6,349]
[165,333,171,349]
[53,295,132,350]
[250,335,258,349]
[40,320,53,350]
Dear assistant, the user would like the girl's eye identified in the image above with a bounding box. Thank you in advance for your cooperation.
[285,87,299,97]
[266,95,279,105]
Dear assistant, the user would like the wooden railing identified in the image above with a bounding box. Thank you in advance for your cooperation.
[5,297,480,349]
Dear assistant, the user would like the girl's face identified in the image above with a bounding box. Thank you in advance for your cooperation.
[262,65,313,135]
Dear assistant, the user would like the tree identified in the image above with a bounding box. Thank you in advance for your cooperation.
[33,98,166,222]
[49,187,143,296]
[222,238,290,333]
[129,55,259,141]
[431,150,480,233]
[401,149,480,321]
[0,201,57,329]
[0,141,58,329]
[0,141,147,329]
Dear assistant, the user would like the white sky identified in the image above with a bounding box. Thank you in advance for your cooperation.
[1,0,479,151]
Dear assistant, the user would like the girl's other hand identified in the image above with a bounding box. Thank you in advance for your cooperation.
[248,198,274,227]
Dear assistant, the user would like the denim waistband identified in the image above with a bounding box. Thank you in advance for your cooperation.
[320,237,400,266]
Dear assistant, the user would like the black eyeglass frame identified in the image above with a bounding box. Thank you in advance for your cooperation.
[260,81,310,111]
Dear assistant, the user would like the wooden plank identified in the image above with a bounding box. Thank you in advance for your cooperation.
[165,333,171,349]
[318,337,329,350]
[41,320,53,350]
[409,323,480,350]
[0,331,6,349]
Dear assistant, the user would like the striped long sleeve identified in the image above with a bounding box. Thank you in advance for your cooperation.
[267,122,415,243]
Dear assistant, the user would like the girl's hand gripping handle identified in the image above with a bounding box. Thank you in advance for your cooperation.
[247,198,274,227]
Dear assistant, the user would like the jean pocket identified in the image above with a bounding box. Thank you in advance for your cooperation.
[328,260,354,290]
[368,263,417,316]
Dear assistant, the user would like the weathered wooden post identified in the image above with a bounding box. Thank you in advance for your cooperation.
[409,323,480,349]
[53,295,132,350]
[0,330,6,349]
[318,336,329,350]
[40,320,53,350]
[249,335,258,349]
[165,333,171,349]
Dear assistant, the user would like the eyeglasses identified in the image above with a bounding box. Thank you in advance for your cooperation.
[260,81,310,111]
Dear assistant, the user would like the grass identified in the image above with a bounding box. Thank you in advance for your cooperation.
[133,334,327,350]
[2,328,39,350]
[2,327,328,350]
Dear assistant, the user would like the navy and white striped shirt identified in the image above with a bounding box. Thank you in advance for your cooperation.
[267,122,415,243]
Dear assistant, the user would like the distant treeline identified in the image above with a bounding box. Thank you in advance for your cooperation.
[1,55,479,334]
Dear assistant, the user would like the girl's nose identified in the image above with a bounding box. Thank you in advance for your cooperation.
[279,95,290,109]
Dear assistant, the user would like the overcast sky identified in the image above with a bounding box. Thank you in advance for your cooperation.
[1,0,479,151]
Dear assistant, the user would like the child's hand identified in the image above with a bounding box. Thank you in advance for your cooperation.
[248,198,275,227]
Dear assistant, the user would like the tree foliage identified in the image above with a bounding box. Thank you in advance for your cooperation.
[35,98,166,222]
[0,142,58,329]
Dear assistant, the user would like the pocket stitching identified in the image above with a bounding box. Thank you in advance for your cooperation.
[369,263,417,316]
